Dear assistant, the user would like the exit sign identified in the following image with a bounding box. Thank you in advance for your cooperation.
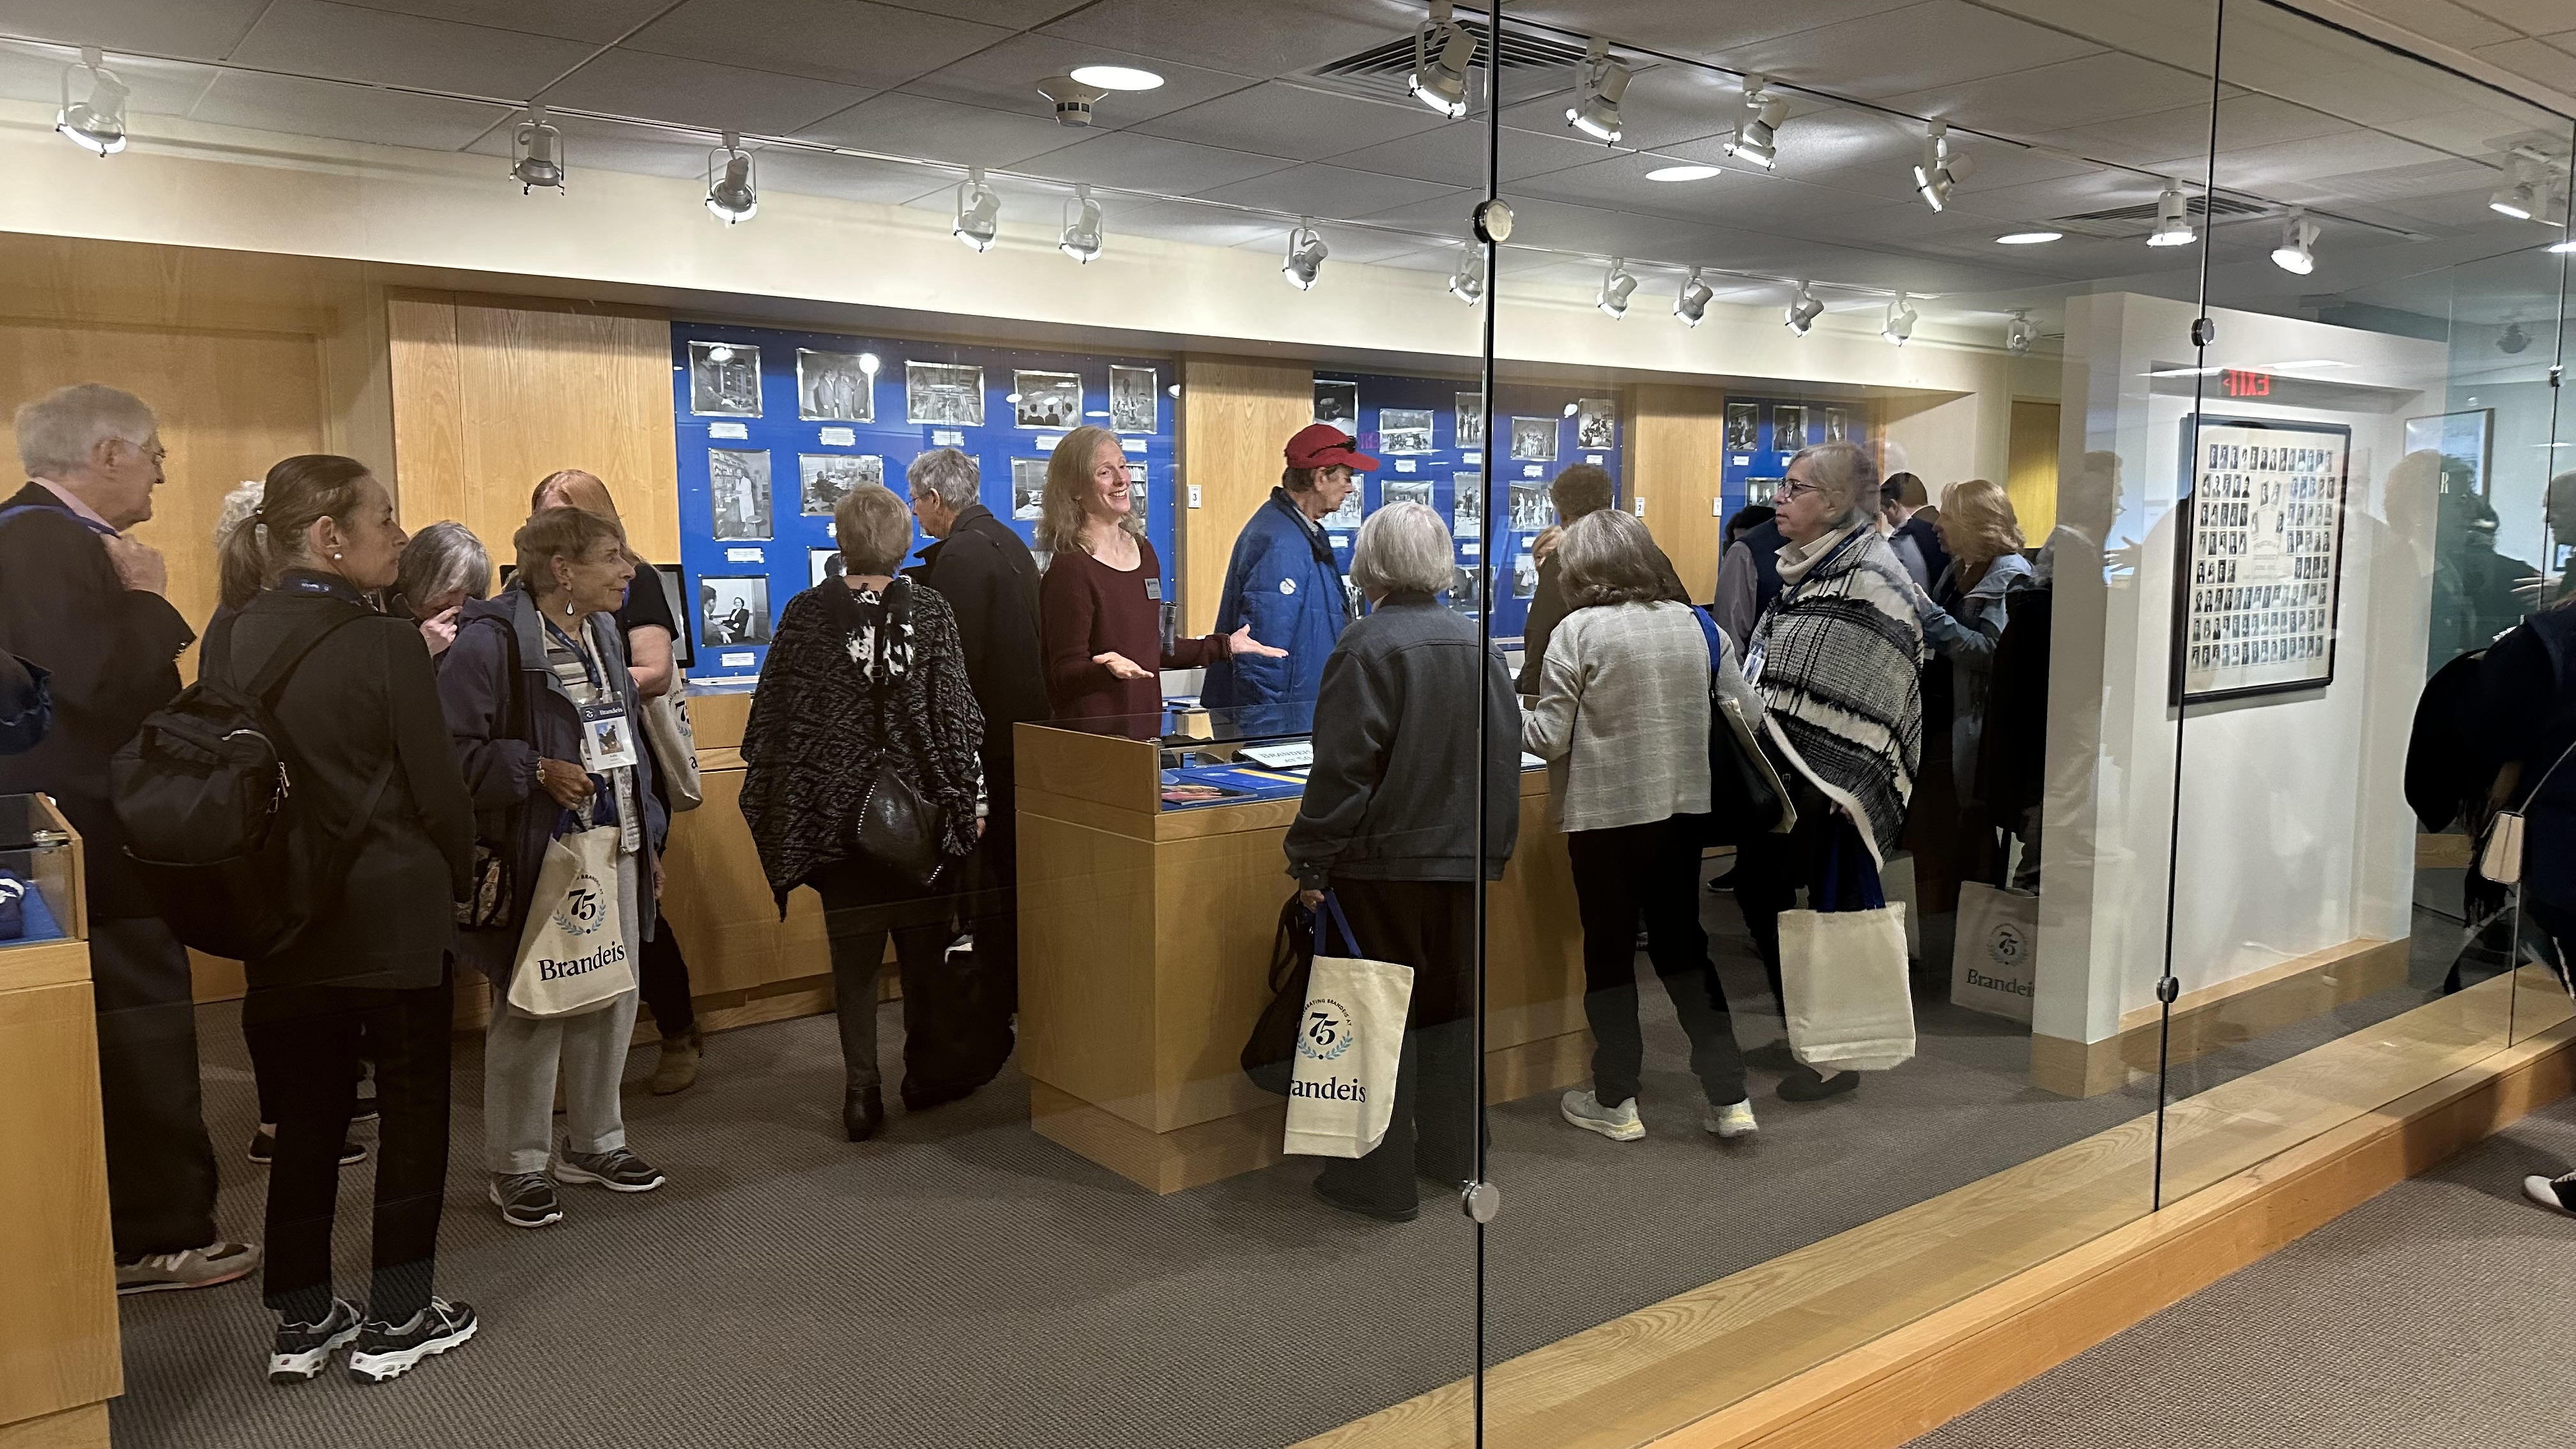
[2221,368,2271,397]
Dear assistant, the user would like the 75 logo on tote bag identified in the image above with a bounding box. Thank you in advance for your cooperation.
[551,873,608,937]
[1298,999,1356,1062]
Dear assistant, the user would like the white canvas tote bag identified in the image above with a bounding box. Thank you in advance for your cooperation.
[505,822,635,1018]
[1951,881,2039,1024]
[1282,894,1414,1160]
[1779,825,1916,1071]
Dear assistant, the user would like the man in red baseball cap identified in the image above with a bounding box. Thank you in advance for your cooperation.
[1202,424,1380,713]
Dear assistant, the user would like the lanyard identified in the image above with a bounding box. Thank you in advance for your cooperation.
[542,616,606,693]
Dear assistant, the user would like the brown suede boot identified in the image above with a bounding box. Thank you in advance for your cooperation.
[650,1027,702,1096]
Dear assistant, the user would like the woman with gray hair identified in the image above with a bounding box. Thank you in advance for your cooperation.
[1524,508,1759,1145]
[1733,440,1926,1102]
[1284,502,1521,1222]
[389,521,493,658]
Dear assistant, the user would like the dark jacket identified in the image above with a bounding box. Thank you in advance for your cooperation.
[0,650,49,755]
[1514,549,1570,696]
[1897,514,1951,595]
[739,579,985,910]
[1285,593,1521,889]
[2466,608,2576,912]
[1202,489,1351,709]
[217,572,474,990]
[0,482,195,919]
[438,584,663,984]
[907,503,1046,774]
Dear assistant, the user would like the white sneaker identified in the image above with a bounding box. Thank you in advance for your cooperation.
[1560,1089,1644,1141]
[1704,1099,1758,1139]
[2524,1174,2576,1215]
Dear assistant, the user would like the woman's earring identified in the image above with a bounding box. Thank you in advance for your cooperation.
[331,551,342,562]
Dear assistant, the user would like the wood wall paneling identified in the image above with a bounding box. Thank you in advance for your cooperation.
[1626,385,1729,604]
[1177,355,1311,636]
[2006,399,2061,540]
[0,977,121,1429]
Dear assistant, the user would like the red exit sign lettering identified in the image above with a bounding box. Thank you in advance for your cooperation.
[2221,368,2271,397]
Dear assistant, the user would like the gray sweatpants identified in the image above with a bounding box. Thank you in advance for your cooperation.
[483,851,644,1176]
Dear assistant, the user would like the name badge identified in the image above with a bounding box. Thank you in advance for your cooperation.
[1144,577,1162,601]
[579,702,639,772]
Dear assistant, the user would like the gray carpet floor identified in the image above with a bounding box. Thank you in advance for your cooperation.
[1909,1094,2576,1448]
[107,875,2531,1449]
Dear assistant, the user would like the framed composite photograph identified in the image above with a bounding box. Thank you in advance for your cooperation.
[905,361,985,427]
[1455,393,1485,450]
[1824,407,1850,445]
[1378,408,1434,454]
[1506,479,1551,533]
[1508,416,1558,463]
[1574,397,1616,451]
[2170,415,2352,706]
[687,340,762,417]
[1109,365,1158,433]
[1320,484,1364,531]
[707,448,772,540]
[1724,402,1758,452]
[798,453,881,516]
[1012,370,1083,429]
[698,575,772,648]
[1314,378,1359,429]
[2403,408,2493,497]
[1773,404,1807,452]
[1452,470,1483,538]
[1383,478,1432,511]
[795,349,874,423]
[1010,458,1048,521]
[808,547,846,587]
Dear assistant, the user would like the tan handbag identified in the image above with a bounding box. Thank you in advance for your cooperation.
[2481,742,2576,887]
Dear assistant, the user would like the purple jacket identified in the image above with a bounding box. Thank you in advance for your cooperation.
[437,585,663,985]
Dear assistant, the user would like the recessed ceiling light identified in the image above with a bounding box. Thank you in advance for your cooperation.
[1995,231,2061,245]
[1647,164,1722,182]
[1069,65,1162,91]
[2551,239,2576,253]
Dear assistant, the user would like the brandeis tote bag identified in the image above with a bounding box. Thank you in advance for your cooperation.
[1950,881,2038,1024]
[506,820,635,1018]
[1282,894,1414,1160]
[1779,823,1916,1071]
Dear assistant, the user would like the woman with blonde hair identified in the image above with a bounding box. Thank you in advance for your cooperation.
[1036,425,1282,736]
[1915,477,2030,778]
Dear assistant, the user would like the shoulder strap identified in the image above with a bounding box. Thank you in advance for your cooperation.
[241,606,372,703]
[0,502,115,539]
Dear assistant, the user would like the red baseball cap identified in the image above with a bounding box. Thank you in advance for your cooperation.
[1285,422,1380,472]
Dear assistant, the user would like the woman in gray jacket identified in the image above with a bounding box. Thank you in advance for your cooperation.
[1524,509,1758,1145]
[1284,502,1519,1222]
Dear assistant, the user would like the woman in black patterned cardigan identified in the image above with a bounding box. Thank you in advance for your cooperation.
[740,483,996,1142]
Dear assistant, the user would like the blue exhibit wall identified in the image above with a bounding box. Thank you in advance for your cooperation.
[672,321,1176,682]
[1316,371,1625,642]
[1715,394,1869,526]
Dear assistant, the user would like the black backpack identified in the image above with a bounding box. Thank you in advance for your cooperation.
[109,607,392,960]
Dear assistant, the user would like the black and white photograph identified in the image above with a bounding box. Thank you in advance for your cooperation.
[1314,378,1359,429]
[1823,408,1850,445]
[1011,458,1048,522]
[1110,365,1159,433]
[1452,471,1483,539]
[808,547,846,587]
[1509,417,1558,463]
[1507,479,1552,533]
[707,448,772,540]
[1774,404,1807,451]
[799,453,881,516]
[1321,484,1364,531]
[1129,464,1146,514]
[2172,417,2351,704]
[698,575,772,648]
[1456,393,1484,450]
[1446,560,1483,614]
[1725,402,1758,452]
[1383,478,1432,512]
[1574,397,1616,451]
[1747,476,1782,506]
[796,349,874,423]
[1013,370,1084,429]
[1512,550,1538,599]
[688,340,762,417]
[905,360,986,427]
[1379,408,1434,454]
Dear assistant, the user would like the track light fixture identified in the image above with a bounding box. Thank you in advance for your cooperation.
[1446,240,1485,304]
[2500,322,2531,355]
[1038,75,1108,127]
[2005,310,2036,355]
[1058,183,1103,263]
[2270,210,2318,275]
[57,47,130,155]
[1882,292,1917,347]
[1912,123,1972,211]
[705,132,757,224]
[511,105,565,193]
[1408,0,1476,119]
[953,167,1000,251]
[1785,282,1823,336]
[2147,181,2196,247]
[1284,217,1328,290]
[1724,75,1785,170]
[2492,157,2540,220]
[1597,256,1637,318]
[1565,38,1629,144]
[1675,266,1713,327]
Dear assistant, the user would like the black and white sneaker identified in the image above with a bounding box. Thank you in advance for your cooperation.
[346,1298,476,1384]
[489,1172,562,1229]
[2524,1172,2576,1215]
[247,1128,367,1167]
[553,1144,666,1193]
[268,1298,362,1384]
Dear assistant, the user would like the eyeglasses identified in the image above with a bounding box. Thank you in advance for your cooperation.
[1775,479,1818,500]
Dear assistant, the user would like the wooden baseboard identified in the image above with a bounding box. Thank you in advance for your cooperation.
[0,1404,108,1449]
[2030,936,2406,1097]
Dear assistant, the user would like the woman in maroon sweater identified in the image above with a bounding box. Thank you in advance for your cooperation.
[1038,426,1282,736]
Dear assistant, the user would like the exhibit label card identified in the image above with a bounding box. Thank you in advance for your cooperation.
[2173,416,2350,704]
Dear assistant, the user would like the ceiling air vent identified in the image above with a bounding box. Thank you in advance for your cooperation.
[2044,192,2272,240]
[1308,22,1630,108]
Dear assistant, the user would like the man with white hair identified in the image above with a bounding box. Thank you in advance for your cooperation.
[0,383,255,1292]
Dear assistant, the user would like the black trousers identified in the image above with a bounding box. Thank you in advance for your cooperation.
[814,860,1009,1098]
[1567,817,1749,1107]
[638,908,698,1038]
[1735,783,1871,1013]
[242,970,452,1324]
[956,759,1020,1015]
[91,916,219,1257]
[1314,878,1478,1215]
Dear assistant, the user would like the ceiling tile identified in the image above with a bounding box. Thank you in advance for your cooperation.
[0,0,270,61]
[188,68,513,150]
[1034,0,1404,79]
[1070,195,1281,249]
[460,113,726,180]
[1015,128,1300,194]
[327,0,673,45]
[1496,60,1747,155]
[1504,0,1924,63]
[748,149,953,206]
[1199,162,1466,219]
[874,0,1092,24]
[1724,1,2104,102]
[623,0,1013,92]
[2475,36,2576,93]
[1322,121,1611,188]
[794,90,1084,169]
[2343,0,2517,50]
[898,31,1255,128]
[226,0,595,100]
[541,48,874,134]
[1882,50,2218,137]
[1132,79,1451,162]
[0,40,217,120]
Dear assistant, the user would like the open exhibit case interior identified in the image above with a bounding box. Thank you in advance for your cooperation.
[0,0,2570,1445]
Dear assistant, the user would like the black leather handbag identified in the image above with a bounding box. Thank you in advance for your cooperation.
[1241,894,1315,1096]
[1693,608,1795,847]
[853,765,946,888]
